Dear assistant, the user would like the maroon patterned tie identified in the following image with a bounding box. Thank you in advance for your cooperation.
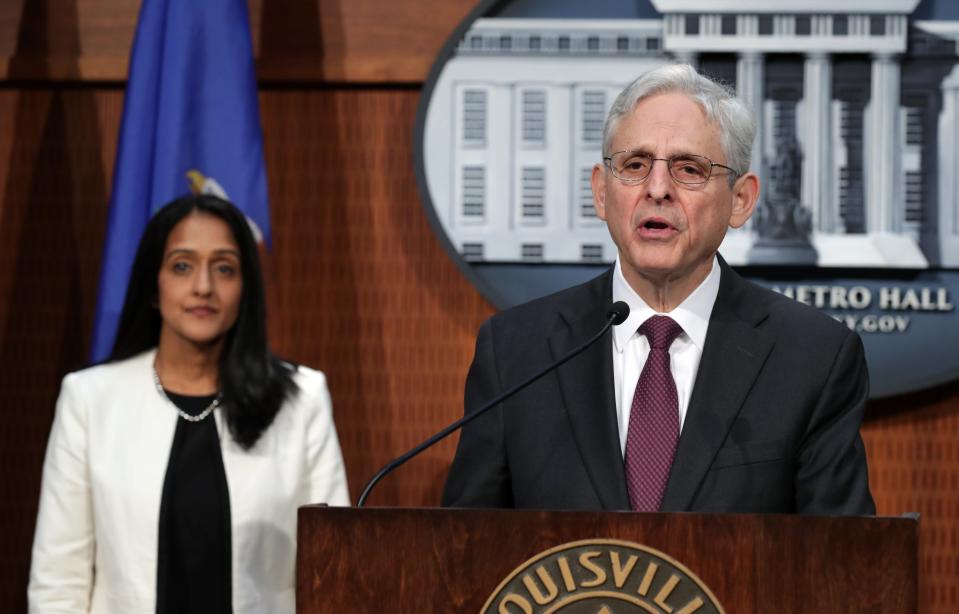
[625,315,685,512]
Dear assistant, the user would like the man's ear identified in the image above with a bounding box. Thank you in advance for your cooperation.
[591,163,608,221]
[729,172,759,229]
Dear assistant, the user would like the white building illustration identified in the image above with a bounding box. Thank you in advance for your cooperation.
[421,0,959,268]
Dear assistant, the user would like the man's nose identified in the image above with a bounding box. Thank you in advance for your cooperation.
[645,158,673,202]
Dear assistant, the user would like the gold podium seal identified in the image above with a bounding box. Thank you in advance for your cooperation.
[482,539,725,614]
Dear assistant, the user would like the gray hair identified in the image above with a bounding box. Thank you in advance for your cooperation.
[602,63,756,187]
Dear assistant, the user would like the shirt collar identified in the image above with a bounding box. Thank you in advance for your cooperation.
[611,255,721,353]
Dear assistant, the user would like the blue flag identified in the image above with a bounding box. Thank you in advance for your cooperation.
[90,0,270,362]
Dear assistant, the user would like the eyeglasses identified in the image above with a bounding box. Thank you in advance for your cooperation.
[603,151,740,186]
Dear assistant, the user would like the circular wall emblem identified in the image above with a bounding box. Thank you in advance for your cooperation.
[413,0,959,400]
[482,539,724,614]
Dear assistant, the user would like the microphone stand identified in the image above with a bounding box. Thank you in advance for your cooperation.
[356,303,629,507]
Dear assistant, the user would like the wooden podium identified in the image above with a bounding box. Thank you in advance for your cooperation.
[297,506,917,613]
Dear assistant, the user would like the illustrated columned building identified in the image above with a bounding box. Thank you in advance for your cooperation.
[421,1,959,268]
[654,0,925,265]
[423,19,666,264]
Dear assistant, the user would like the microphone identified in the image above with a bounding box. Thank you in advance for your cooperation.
[607,300,630,325]
[356,301,631,507]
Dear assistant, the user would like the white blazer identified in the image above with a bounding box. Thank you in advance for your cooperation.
[28,350,350,614]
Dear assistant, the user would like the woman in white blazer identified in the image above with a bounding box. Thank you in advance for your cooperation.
[28,194,350,613]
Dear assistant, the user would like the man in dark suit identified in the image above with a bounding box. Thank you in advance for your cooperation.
[443,64,875,515]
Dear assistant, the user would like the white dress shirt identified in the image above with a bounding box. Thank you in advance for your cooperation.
[612,256,721,456]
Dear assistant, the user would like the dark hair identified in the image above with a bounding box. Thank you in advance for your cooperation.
[110,193,297,449]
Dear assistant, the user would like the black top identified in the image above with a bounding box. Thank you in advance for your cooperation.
[156,391,232,614]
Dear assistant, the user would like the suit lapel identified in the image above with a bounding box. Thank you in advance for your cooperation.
[660,261,775,511]
[548,270,631,510]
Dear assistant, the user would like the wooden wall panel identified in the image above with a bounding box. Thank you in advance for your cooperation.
[0,0,136,80]
[0,87,118,613]
[252,0,478,82]
[258,89,494,505]
[865,386,959,612]
[0,0,478,82]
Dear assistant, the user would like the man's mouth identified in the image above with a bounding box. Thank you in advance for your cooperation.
[637,217,677,237]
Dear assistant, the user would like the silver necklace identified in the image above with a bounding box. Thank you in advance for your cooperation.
[152,366,222,423]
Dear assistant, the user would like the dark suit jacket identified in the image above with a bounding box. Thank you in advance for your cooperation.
[443,259,875,515]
